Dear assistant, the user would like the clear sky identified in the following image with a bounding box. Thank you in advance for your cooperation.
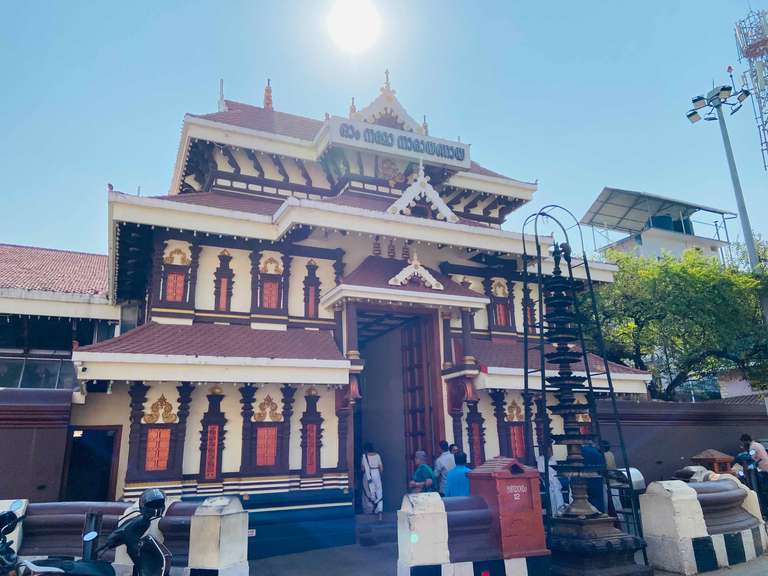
[1,1,767,254]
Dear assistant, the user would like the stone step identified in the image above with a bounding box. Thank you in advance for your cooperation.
[356,514,397,547]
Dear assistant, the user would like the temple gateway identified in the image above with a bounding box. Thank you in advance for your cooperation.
[2,75,649,555]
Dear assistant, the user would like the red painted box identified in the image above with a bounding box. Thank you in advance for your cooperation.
[468,457,549,559]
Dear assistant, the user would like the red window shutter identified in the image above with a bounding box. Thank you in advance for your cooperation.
[216,277,229,311]
[509,423,526,458]
[305,424,318,475]
[204,424,220,480]
[256,426,278,467]
[262,280,280,309]
[165,272,186,303]
[495,302,509,327]
[145,428,171,471]
[306,286,317,318]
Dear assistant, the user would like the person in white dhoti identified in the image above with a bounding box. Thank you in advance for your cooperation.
[361,442,384,520]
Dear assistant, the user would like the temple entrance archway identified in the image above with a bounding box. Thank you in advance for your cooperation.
[355,307,444,513]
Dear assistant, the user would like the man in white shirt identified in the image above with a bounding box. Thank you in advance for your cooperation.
[434,440,456,495]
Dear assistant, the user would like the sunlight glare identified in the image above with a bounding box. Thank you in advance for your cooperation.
[327,0,382,54]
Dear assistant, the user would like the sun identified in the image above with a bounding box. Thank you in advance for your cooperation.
[327,0,382,54]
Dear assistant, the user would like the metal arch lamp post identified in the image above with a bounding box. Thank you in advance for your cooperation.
[687,79,768,324]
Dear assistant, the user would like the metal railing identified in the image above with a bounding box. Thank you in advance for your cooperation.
[0,356,77,389]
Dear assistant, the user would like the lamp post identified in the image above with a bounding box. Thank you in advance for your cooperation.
[687,78,768,325]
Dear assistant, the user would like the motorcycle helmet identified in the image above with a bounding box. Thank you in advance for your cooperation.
[139,488,166,519]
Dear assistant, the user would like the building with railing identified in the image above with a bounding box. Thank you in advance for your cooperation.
[581,187,734,263]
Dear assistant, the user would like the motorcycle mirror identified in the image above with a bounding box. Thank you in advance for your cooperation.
[83,531,99,542]
[9,500,23,513]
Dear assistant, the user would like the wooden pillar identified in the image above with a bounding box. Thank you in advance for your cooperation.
[489,389,510,457]
[249,249,262,314]
[127,381,149,481]
[238,384,257,473]
[149,234,167,310]
[279,384,297,472]
[280,252,293,313]
[448,380,466,450]
[199,391,226,482]
[300,388,324,477]
[188,243,203,307]
[172,382,194,478]
[442,313,453,368]
[460,309,474,364]
[465,400,486,466]
[346,301,359,359]
[482,277,495,332]
[335,388,350,471]
[507,279,517,332]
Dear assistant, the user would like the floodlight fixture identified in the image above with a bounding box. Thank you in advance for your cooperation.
[731,103,743,115]
[737,89,750,102]
[719,85,733,100]
[692,95,707,109]
[686,110,702,123]
[704,113,718,121]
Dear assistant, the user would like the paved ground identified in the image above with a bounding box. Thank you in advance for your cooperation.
[249,543,398,576]
[249,543,768,576]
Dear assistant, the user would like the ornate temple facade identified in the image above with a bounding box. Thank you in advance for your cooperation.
[1,76,648,553]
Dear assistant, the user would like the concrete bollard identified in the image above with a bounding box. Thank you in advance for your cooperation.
[188,496,248,576]
[397,493,449,576]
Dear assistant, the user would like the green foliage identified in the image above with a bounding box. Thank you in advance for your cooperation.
[594,249,767,399]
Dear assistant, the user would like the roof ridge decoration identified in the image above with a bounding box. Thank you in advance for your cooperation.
[352,70,425,134]
[388,253,445,291]
[386,160,459,223]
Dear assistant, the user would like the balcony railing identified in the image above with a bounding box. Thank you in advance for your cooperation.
[0,356,77,389]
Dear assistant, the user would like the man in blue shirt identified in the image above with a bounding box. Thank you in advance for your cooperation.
[444,452,471,497]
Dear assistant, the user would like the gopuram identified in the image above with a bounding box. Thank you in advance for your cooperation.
[1,74,650,556]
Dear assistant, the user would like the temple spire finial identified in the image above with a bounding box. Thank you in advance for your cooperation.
[349,96,357,118]
[218,79,227,112]
[384,69,390,89]
[263,78,273,111]
[422,114,429,135]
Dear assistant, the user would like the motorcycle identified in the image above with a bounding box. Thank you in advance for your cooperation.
[0,489,171,576]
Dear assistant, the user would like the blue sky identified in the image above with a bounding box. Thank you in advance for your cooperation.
[1,1,766,254]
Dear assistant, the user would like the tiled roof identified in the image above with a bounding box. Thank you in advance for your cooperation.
[342,255,483,298]
[190,100,512,181]
[151,191,284,216]
[191,100,324,141]
[0,243,108,296]
[78,322,344,361]
[471,335,647,376]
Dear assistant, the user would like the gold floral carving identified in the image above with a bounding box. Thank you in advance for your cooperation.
[507,399,523,422]
[254,395,282,422]
[492,278,508,298]
[260,256,283,275]
[144,394,178,424]
[163,248,191,266]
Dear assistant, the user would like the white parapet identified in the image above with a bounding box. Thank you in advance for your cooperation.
[397,492,450,575]
[188,496,248,576]
[640,480,708,576]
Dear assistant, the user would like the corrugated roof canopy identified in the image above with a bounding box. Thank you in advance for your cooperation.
[580,187,735,234]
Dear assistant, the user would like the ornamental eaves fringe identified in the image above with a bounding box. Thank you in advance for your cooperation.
[388,253,445,291]
[387,160,459,223]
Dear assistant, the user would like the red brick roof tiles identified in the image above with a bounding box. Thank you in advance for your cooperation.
[342,255,483,299]
[79,322,344,361]
[471,335,647,376]
[0,243,108,296]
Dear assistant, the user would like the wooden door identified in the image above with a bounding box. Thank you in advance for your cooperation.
[401,317,438,478]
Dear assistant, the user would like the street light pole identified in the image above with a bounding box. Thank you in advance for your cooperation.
[713,94,760,270]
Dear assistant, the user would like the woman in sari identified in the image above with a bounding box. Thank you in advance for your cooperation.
[361,442,384,520]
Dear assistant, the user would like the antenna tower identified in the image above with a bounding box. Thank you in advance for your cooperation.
[736,8,768,169]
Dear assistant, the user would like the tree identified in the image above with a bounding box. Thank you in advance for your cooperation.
[593,250,767,399]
